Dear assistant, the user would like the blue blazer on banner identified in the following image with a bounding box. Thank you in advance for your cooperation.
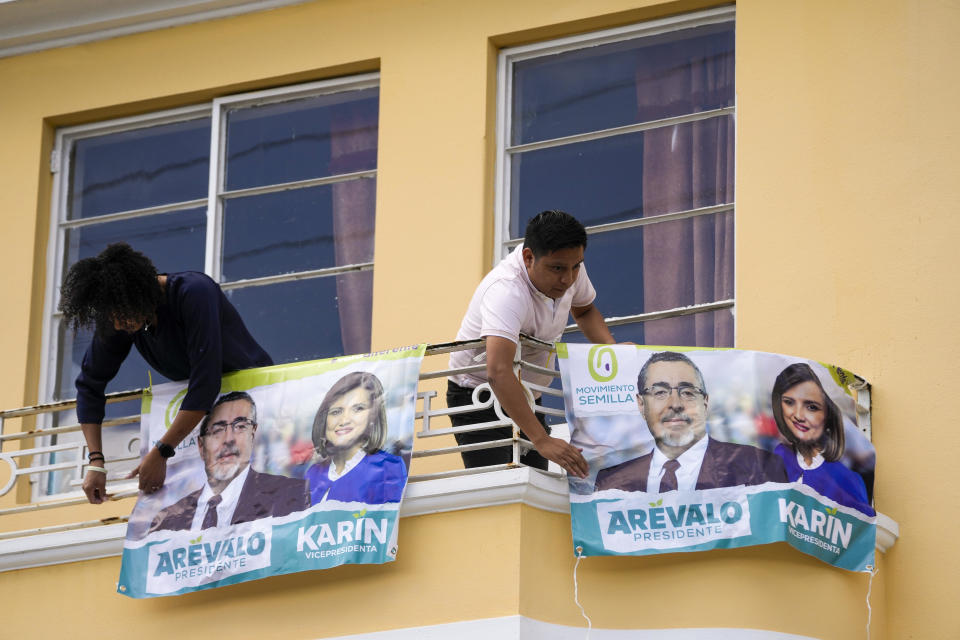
[306,450,407,505]
[774,444,874,516]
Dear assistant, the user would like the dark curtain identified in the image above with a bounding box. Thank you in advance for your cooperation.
[637,40,735,347]
[329,106,378,355]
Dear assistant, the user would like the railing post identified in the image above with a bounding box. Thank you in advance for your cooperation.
[511,341,522,467]
[419,390,435,433]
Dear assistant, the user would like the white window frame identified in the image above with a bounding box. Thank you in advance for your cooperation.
[37,72,380,499]
[493,7,736,333]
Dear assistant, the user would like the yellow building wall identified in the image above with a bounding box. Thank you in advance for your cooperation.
[0,506,524,639]
[0,0,955,637]
[518,506,887,639]
[737,2,959,639]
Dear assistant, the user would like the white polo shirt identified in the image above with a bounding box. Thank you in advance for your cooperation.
[449,244,596,391]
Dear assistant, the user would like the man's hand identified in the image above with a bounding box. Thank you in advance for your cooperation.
[82,469,110,504]
[129,447,168,494]
[530,434,589,479]
[484,336,591,478]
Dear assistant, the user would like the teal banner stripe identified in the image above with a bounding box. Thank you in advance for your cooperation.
[118,509,399,599]
[572,487,875,572]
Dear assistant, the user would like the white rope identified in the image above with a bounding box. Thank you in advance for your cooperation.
[573,546,592,640]
[866,563,879,640]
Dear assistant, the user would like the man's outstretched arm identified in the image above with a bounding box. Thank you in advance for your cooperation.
[571,303,615,345]
[484,335,588,478]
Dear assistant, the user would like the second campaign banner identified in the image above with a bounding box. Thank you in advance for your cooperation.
[117,344,425,598]
[558,344,877,572]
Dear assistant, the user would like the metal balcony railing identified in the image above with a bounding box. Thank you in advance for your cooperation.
[0,336,875,543]
[0,335,564,539]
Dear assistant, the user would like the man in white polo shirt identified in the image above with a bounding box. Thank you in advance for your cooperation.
[447,211,615,477]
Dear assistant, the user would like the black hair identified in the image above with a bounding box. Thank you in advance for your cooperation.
[58,243,162,335]
[523,210,587,258]
[199,391,258,437]
[637,351,707,396]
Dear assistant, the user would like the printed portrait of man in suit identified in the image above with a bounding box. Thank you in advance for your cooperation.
[149,391,308,533]
[595,351,787,493]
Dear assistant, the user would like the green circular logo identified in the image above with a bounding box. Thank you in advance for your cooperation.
[164,387,189,429]
[588,345,618,382]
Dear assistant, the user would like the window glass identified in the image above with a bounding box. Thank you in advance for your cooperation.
[509,116,734,239]
[502,14,734,360]
[221,180,375,281]
[225,270,373,365]
[68,118,210,219]
[224,88,379,191]
[63,208,206,278]
[510,132,643,238]
[584,212,733,318]
[512,22,734,145]
[44,79,378,499]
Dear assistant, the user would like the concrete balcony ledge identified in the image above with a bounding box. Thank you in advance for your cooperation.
[0,468,899,573]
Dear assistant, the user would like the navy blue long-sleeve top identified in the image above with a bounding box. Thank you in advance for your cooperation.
[75,272,273,424]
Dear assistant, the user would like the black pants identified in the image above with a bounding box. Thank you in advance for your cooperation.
[446,380,551,470]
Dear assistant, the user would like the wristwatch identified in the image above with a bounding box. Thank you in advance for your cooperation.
[156,442,176,458]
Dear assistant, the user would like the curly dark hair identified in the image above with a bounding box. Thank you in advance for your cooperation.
[58,243,163,334]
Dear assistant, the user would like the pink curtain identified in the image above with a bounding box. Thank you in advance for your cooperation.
[329,106,378,355]
[638,40,735,347]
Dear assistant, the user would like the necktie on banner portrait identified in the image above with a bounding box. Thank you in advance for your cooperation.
[117,344,426,598]
[557,344,877,572]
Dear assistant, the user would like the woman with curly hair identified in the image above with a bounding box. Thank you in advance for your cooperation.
[60,243,272,504]
[305,372,407,504]
[771,363,874,515]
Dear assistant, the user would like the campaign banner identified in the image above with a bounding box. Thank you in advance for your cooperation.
[117,344,425,598]
[557,345,877,572]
